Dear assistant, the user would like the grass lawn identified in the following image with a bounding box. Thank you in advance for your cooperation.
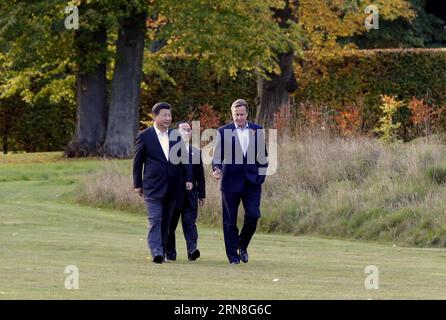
[0,152,445,299]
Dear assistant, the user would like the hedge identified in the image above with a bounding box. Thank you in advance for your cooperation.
[3,49,446,153]
[295,48,446,131]
[140,58,257,125]
[141,49,446,133]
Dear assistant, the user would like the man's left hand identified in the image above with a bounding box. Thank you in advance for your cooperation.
[199,198,205,207]
[186,182,193,191]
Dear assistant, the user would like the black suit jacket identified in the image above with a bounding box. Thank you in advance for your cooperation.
[133,127,192,199]
[181,145,205,210]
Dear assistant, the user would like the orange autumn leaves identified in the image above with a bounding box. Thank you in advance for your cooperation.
[274,102,362,137]
[273,96,444,139]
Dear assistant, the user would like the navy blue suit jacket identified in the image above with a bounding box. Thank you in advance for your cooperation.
[212,122,268,193]
[133,127,192,199]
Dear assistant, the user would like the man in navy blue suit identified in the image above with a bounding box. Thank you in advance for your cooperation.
[212,99,268,264]
[165,121,206,262]
[133,102,192,264]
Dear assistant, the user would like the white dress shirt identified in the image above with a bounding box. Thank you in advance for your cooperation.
[154,125,169,160]
[235,122,249,155]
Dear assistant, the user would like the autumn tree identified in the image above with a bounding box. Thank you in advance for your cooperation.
[0,0,416,156]
[345,0,446,48]
[256,0,300,127]
[65,1,110,157]
[256,0,415,128]
[1,0,302,157]
[103,2,148,158]
[0,0,147,158]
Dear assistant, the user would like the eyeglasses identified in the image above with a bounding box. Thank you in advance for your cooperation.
[180,128,192,132]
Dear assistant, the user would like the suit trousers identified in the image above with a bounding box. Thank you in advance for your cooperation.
[145,193,177,258]
[165,196,199,260]
[221,182,261,263]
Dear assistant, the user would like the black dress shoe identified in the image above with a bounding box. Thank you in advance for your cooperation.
[230,260,240,265]
[239,248,249,263]
[164,255,176,262]
[153,255,164,264]
[188,249,201,261]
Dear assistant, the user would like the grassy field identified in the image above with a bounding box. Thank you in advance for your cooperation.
[1,152,446,299]
[76,135,446,247]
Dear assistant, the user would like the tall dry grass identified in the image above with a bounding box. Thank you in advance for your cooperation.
[76,161,146,213]
[76,133,446,247]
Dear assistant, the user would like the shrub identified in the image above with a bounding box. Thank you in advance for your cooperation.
[408,97,444,138]
[427,166,446,185]
[187,104,221,132]
[374,95,404,143]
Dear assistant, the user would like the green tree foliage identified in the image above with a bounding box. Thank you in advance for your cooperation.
[0,1,76,104]
[0,1,76,153]
[256,0,415,126]
[298,0,415,64]
[150,0,303,78]
[344,0,446,48]
[0,0,439,154]
[0,0,305,156]
[140,58,257,125]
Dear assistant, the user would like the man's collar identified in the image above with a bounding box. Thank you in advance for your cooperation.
[234,122,249,129]
[154,125,168,135]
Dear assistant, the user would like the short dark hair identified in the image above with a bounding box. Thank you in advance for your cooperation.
[231,98,248,112]
[176,120,191,128]
[152,102,171,115]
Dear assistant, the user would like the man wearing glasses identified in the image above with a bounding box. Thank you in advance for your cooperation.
[165,121,206,261]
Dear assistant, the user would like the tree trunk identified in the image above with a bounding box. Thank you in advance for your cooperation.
[65,26,108,157]
[256,0,299,128]
[103,12,147,158]
[256,51,298,127]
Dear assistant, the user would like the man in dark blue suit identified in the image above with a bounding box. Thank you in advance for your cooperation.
[212,99,268,264]
[133,102,192,264]
[165,121,206,262]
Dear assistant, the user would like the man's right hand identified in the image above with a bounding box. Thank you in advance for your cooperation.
[212,168,221,180]
[134,188,143,197]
